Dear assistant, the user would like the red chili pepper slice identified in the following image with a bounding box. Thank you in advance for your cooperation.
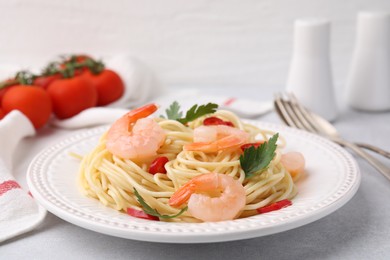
[240,141,265,151]
[256,199,292,214]
[126,208,159,221]
[203,117,234,127]
[149,156,169,174]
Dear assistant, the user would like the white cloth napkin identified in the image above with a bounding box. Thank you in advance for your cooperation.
[0,111,46,243]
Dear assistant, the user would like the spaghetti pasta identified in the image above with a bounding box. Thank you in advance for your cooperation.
[78,105,301,222]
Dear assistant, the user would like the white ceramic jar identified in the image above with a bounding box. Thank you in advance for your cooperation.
[346,11,390,111]
[286,18,338,121]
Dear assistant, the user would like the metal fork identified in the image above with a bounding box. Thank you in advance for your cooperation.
[274,92,390,181]
[275,93,390,158]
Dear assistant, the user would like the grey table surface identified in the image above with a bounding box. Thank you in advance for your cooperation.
[1,86,390,260]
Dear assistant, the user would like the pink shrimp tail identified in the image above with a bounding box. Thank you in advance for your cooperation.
[169,182,196,207]
[127,103,158,123]
[169,173,220,207]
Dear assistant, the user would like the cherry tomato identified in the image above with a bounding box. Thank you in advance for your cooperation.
[0,79,18,104]
[126,208,159,221]
[203,117,234,127]
[47,76,97,119]
[149,156,169,174]
[2,85,52,129]
[0,108,5,120]
[83,69,124,106]
[33,74,62,90]
[256,199,292,214]
[240,141,265,151]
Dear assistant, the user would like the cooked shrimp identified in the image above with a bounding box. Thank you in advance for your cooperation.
[169,173,246,222]
[281,152,305,177]
[184,125,250,153]
[106,104,166,160]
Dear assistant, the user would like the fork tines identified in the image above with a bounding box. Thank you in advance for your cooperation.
[274,92,326,135]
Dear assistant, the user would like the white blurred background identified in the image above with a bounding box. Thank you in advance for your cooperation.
[0,0,389,93]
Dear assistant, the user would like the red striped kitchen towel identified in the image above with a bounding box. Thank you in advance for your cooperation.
[0,111,46,243]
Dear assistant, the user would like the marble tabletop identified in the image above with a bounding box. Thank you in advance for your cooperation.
[1,86,390,260]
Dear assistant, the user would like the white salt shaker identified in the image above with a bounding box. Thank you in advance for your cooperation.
[345,11,390,111]
[286,18,338,121]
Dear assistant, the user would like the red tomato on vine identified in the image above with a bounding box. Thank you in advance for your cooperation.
[83,69,124,106]
[47,76,97,119]
[0,79,19,104]
[2,85,52,129]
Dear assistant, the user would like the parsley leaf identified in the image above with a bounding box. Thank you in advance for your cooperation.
[177,103,218,124]
[239,133,279,179]
[162,101,218,124]
[134,188,188,219]
[165,101,183,120]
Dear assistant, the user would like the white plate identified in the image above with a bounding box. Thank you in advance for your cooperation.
[27,121,360,243]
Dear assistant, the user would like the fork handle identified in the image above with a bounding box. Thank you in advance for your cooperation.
[335,139,390,181]
[354,142,390,159]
